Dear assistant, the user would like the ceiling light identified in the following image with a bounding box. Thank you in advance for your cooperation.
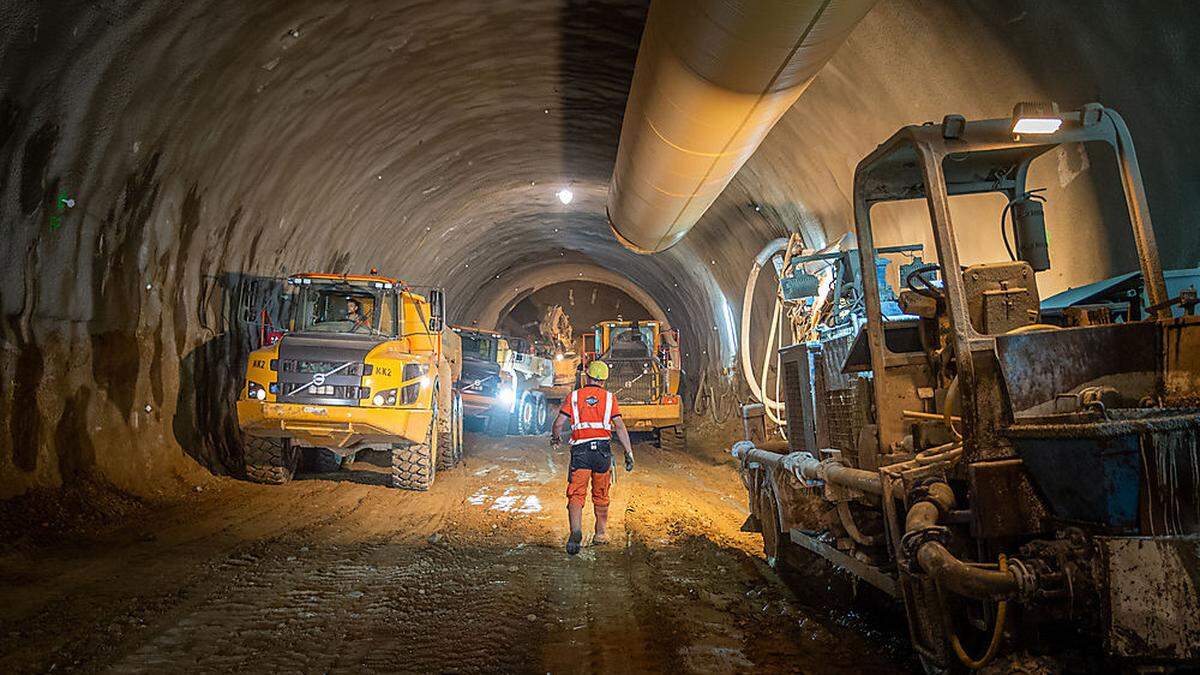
[556,188,574,205]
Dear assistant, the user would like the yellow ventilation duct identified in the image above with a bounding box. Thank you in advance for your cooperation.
[608,0,876,253]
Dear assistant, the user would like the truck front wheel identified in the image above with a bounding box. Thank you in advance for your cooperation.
[392,409,438,490]
[243,436,298,485]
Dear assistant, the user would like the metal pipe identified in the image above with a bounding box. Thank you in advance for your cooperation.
[607,0,877,253]
[733,443,1028,599]
[904,482,1024,600]
[731,442,882,495]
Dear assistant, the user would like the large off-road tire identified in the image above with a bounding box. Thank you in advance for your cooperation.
[438,391,463,471]
[301,447,343,474]
[243,436,298,485]
[659,424,687,453]
[534,393,551,433]
[515,392,542,436]
[392,409,438,490]
[455,392,464,455]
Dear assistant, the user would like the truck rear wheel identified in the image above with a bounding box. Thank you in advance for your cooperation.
[243,436,298,485]
[659,425,686,452]
[516,392,545,435]
[534,394,550,433]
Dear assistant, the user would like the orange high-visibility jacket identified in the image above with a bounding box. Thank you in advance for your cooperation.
[559,385,621,445]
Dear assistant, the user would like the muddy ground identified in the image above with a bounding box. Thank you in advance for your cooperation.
[0,433,915,673]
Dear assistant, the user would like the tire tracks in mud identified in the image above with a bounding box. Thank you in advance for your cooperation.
[0,436,913,673]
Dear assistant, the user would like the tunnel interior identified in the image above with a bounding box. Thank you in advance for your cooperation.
[3,1,1200,672]
[495,280,655,345]
[2,0,1199,498]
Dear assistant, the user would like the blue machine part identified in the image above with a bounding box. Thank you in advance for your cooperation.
[780,269,820,300]
[1041,266,1200,318]
[1008,415,1200,533]
[1011,434,1142,532]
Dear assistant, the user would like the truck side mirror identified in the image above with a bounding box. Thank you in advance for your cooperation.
[428,289,445,331]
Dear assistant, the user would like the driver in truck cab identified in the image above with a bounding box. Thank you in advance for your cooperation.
[551,360,635,555]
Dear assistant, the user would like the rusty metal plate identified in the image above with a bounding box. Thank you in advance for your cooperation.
[967,459,1049,538]
[994,322,1158,415]
[1101,535,1200,659]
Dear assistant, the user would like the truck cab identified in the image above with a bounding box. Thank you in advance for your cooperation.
[236,273,463,490]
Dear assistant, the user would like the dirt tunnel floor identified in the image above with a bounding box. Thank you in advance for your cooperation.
[0,434,914,673]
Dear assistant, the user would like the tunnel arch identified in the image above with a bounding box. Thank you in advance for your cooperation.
[466,264,670,332]
[2,0,1198,497]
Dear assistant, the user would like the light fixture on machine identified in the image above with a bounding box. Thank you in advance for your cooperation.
[1011,101,1063,135]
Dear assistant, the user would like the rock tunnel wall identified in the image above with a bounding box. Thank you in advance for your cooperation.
[1,0,1198,497]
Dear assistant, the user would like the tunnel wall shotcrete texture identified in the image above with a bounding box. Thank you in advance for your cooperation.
[2,0,1198,498]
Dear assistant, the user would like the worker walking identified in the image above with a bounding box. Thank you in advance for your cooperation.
[551,360,635,555]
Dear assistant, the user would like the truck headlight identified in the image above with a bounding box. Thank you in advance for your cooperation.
[498,386,516,406]
[247,381,268,401]
[373,389,398,407]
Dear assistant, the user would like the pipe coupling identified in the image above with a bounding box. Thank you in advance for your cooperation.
[908,477,949,512]
[730,440,756,461]
[900,525,951,573]
[1005,557,1038,599]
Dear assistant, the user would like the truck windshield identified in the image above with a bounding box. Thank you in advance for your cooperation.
[607,326,654,359]
[460,333,498,361]
[294,284,397,337]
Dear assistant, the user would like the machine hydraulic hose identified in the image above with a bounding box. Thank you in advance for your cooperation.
[731,441,882,496]
[740,238,789,425]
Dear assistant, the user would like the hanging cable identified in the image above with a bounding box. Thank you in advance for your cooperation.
[1000,188,1047,262]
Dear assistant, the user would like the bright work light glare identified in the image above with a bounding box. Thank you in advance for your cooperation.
[1012,117,1062,134]
[498,386,516,405]
[556,188,573,205]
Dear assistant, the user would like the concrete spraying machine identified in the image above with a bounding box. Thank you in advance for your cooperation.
[734,104,1200,671]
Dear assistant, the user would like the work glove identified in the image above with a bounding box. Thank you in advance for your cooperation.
[624,452,634,473]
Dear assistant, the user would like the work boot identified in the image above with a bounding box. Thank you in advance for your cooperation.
[593,504,609,545]
[566,530,583,555]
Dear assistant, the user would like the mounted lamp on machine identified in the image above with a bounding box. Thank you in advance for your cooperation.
[946,101,1104,276]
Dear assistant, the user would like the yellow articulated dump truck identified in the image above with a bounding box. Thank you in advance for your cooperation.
[236,273,463,490]
[582,319,685,450]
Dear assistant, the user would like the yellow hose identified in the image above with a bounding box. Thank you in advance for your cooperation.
[951,554,1009,669]
[1005,323,1062,334]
